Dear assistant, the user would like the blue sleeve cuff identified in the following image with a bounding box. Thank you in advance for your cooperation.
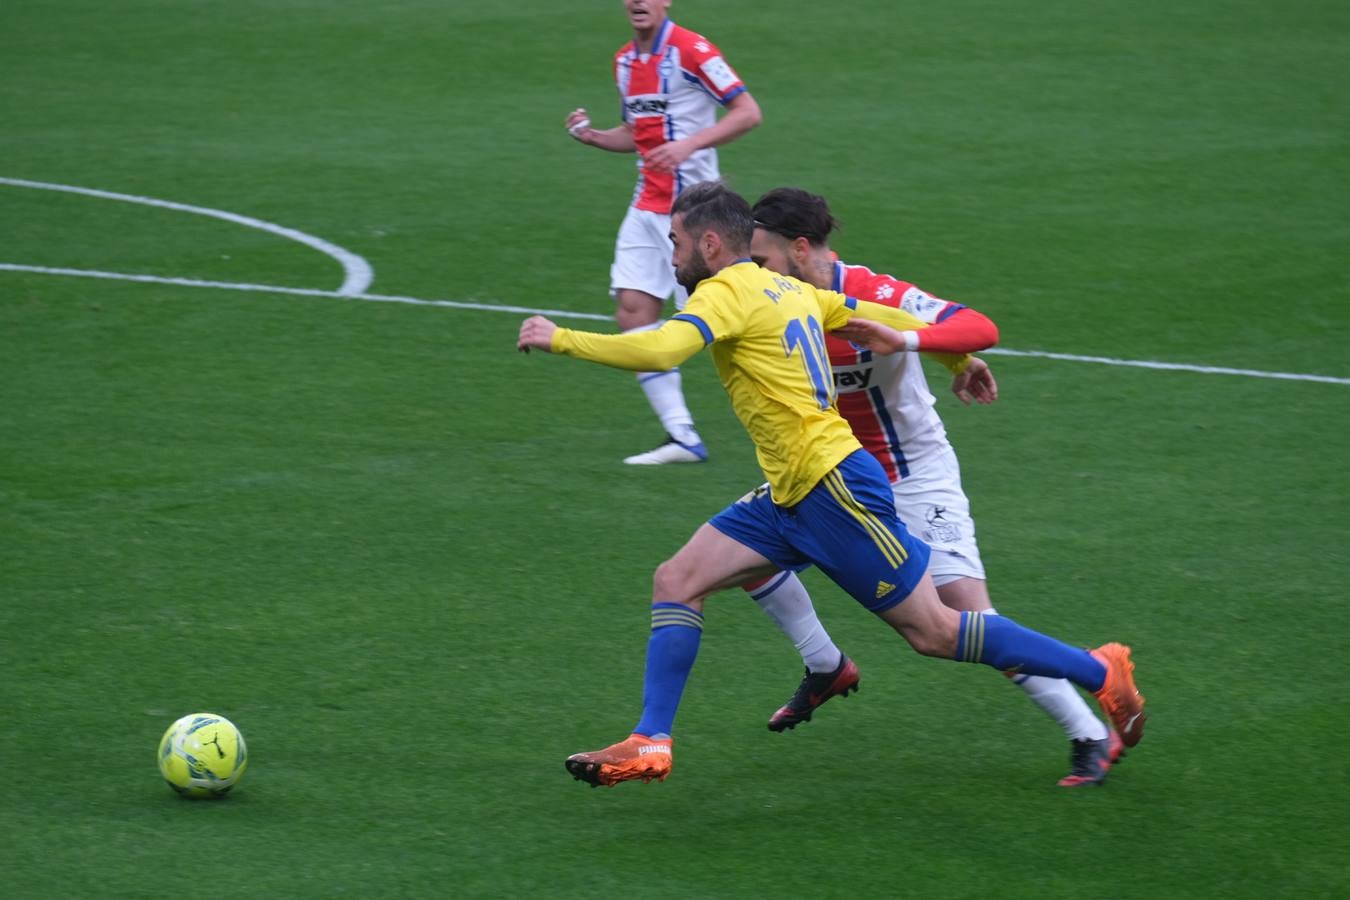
[672,313,714,345]
[719,85,747,106]
[936,303,966,322]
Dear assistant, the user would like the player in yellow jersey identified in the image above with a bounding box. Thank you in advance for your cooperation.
[517,182,1145,788]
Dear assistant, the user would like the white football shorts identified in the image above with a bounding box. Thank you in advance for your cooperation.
[610,206,688,310]
[890,446,987,584]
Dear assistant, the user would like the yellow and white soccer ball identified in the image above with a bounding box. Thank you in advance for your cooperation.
[157,713,248,798]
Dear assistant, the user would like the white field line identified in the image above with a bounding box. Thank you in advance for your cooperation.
[0,177,373,295]
[0,263,611,322]
[3,262,1346,386]
[980,347,1350,385]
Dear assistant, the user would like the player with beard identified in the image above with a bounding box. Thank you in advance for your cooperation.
[517,181,1146,787]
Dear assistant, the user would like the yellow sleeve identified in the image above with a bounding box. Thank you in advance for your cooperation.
[832,294,972,375]
[551,319,706,372]
[815,288,858,331]
[842,296,927,330]
[677,281,746,342]
[928,352,973,375]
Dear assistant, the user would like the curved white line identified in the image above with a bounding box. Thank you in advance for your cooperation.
[3,262,1346,386]
[0,176,373,295]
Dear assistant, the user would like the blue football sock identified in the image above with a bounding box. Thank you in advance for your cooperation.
[633,602,704,738]
[955,611,1106,692]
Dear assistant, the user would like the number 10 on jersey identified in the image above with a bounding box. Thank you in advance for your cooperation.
[783,315,832,410]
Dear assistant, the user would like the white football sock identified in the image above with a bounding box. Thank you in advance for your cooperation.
[1011,675,1110,741]
[984,608,1108,741]
[627,323,699,446]
[748,571,842,673]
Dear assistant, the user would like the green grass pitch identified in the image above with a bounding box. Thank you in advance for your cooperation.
[2,1,1348,897]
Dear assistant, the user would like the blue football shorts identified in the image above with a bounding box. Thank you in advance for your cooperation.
[709,449,931,612]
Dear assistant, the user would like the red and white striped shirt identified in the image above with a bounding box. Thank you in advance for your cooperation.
[829,261,970,483]
[613,18,746,214]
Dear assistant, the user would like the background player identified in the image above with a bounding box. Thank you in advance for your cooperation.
[516,182,1146,788]
[745,188,1122,787]
[565,0,762,464]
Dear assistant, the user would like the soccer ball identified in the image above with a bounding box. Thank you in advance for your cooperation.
[157,712,248,798]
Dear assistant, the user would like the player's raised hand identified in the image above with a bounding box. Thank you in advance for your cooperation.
[518,315,559,353]
[830,317,912,355]
[565,108,593,143]
[952,357,998,405]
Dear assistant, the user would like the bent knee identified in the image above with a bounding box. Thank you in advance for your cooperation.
[652,561,709,612]
[652,559,688,601]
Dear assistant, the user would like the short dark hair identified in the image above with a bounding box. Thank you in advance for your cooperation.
[671,180,753,254]
[751,188,839,246]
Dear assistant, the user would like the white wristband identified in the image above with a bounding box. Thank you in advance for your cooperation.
[901,330,920,351]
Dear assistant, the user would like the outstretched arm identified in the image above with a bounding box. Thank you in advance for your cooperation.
[832,300,996,374]
[518,316,706,372]
[835,302,997,353]
[831,317,971,375]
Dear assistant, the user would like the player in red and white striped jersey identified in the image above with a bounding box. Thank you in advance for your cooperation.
[565,0,762,465]
[746,188,1122,787]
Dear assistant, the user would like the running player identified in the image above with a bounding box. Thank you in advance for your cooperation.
[517,182,1146,788]
[565,0,762,465]
[746,187,1122,787]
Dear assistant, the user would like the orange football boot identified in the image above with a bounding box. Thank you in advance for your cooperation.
[565,733,673,787]
[1090,643,1146,747]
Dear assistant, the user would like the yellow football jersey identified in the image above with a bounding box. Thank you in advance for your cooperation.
[553,260,947,506]
[671,261,865,504]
